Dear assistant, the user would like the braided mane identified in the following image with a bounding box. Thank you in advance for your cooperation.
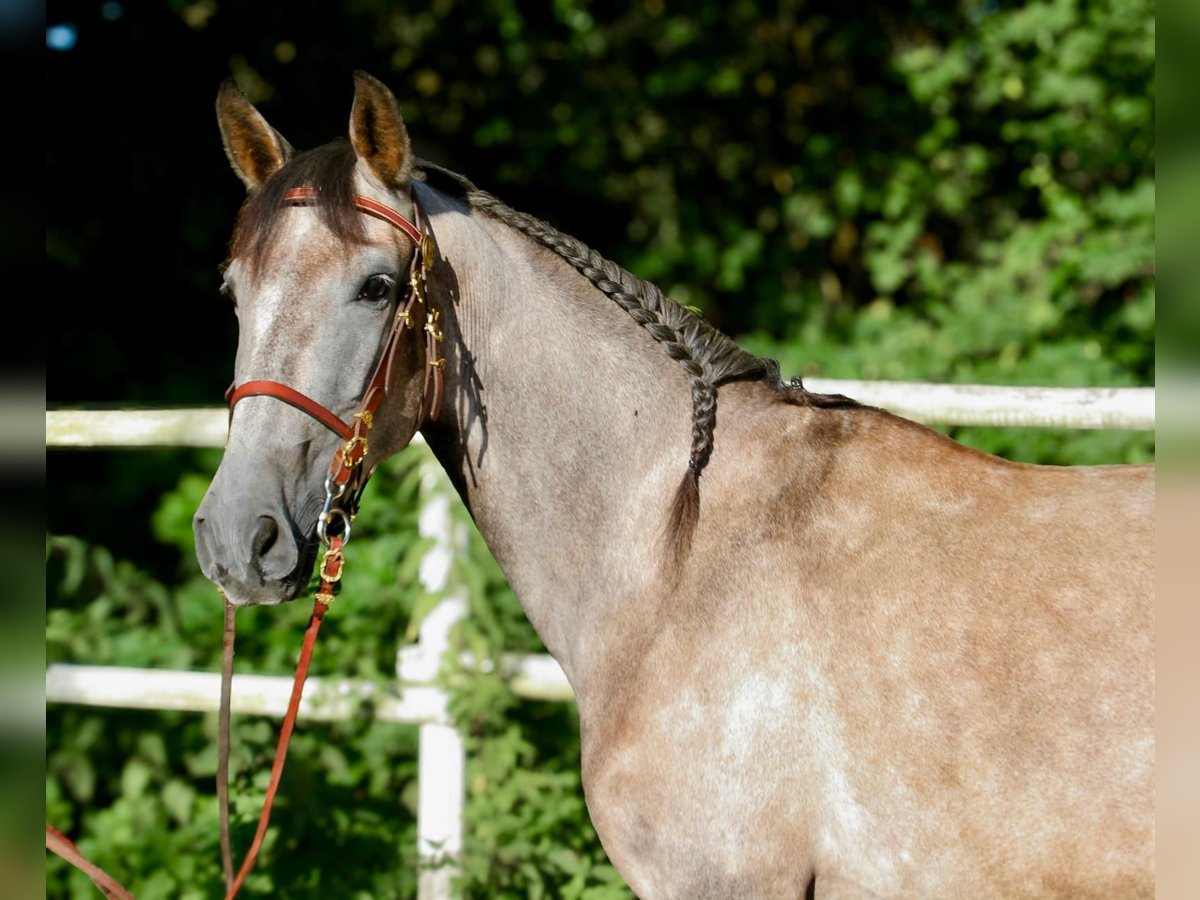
[417,161,839,567]
[453,185,774,460]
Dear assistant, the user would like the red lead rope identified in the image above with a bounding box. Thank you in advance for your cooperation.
[45,825,134,899]
[219,535,344,899]
[45,539,342,900]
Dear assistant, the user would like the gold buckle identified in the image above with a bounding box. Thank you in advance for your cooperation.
[320,547,345,583]
[341,434,368,466]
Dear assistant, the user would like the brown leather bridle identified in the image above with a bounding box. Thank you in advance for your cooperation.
[226,185,445,532]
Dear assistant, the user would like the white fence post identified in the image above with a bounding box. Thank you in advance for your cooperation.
[398,459,469,900]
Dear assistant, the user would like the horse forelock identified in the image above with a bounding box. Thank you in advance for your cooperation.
[228,140,368,275]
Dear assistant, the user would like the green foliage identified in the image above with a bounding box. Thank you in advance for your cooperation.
[47,1,1154,896]
[727,0,1155,464]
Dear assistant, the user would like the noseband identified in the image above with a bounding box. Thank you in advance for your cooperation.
[225,186,445,535]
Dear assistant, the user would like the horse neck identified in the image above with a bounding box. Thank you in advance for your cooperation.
[417,189,693,687]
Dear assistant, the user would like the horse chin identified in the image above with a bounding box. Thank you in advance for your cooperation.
[256,534,321,607]
[219,578,300,608]
[221,577,307,608]
[208,532,322,608]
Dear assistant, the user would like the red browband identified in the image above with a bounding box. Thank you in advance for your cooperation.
[280,186,424,244]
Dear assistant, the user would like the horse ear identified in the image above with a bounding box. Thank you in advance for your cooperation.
[349,71,412,188]
[215,78,294,190]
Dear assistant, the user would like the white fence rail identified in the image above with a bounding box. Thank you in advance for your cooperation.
[45,382,1154,898]
[44,382,1155,449]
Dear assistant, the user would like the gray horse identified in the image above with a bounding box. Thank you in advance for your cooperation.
[195,72,1154,898]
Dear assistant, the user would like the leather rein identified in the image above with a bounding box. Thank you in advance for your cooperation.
[47,186,442,898]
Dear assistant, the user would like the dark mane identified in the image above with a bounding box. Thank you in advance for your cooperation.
[418,161,775,386]
[229,140,366,271]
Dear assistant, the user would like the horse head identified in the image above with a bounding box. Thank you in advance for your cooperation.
[194,72,437,606]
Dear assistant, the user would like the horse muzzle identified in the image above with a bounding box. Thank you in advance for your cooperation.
[193,486,318,607]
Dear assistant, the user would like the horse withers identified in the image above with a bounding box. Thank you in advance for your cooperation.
[194,72,1154,898]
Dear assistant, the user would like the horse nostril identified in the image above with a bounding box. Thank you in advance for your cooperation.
[247,513,299,582]
[252,516,280,559]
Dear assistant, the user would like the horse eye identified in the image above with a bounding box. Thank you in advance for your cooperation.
[358,274,395,303]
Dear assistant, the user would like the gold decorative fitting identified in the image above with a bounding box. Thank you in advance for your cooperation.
[320,547,345,582]
[421,234,436,269]
[341,434,368,466]
[353,410,374,429]
[397,310,414,328]
[428,358,446,370]
[315,591,336,606]
[409,275,427,304]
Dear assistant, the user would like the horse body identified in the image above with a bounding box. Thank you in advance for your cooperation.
[196,73,1154,898]
[577,388,1153,898]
